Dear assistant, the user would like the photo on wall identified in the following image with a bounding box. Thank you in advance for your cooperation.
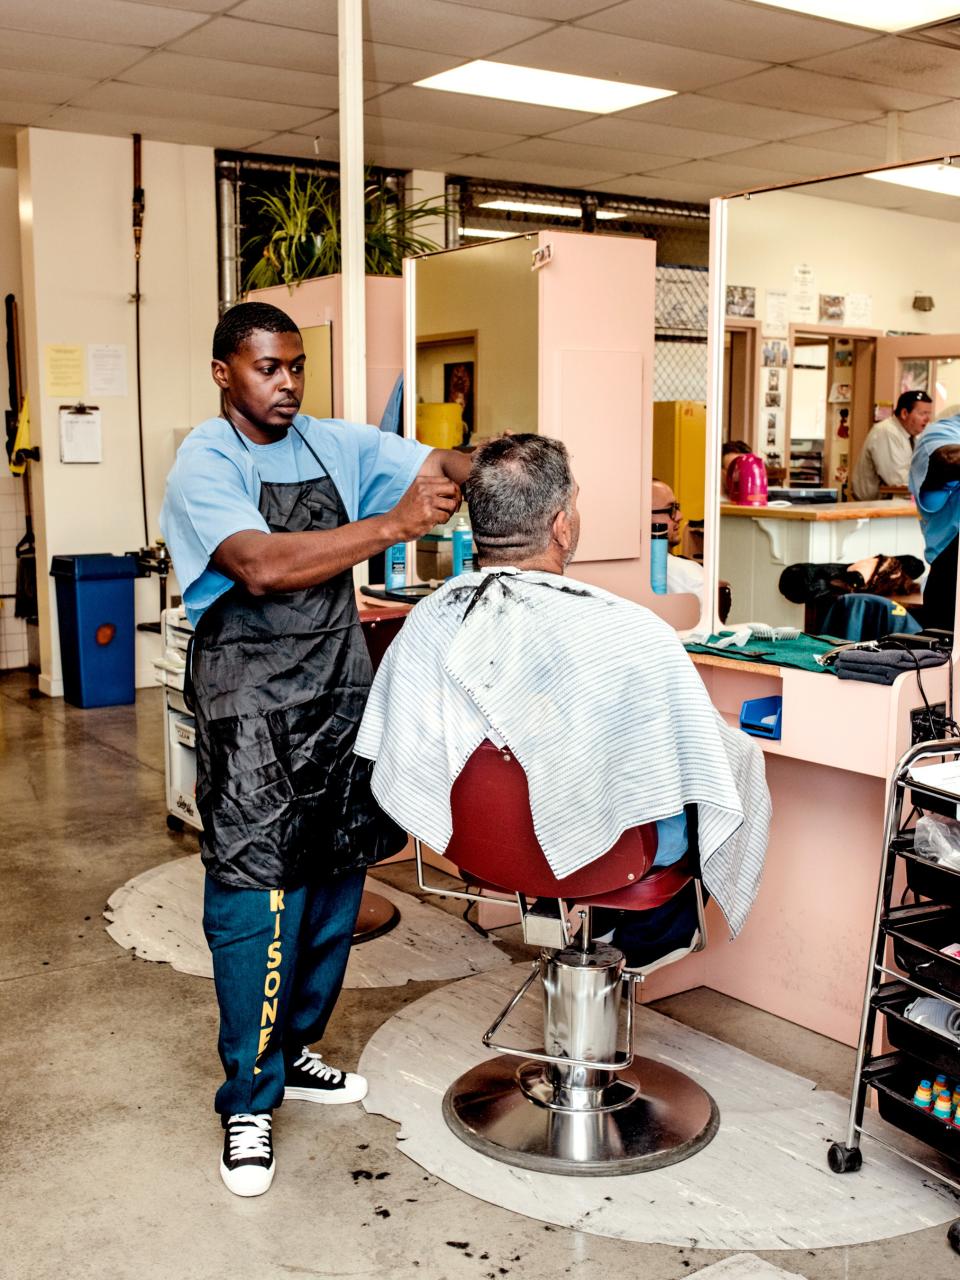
[443,360,474,441]
[819,294,845,323]
[726,285,756,318]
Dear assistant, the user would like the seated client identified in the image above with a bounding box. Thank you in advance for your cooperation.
[355,435,770,946]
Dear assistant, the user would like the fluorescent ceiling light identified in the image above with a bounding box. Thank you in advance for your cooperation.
[415,60,673,114]
[746,1,960,33]
[479,199,625,220]
[864,162,960,197]
[458,227,516,239]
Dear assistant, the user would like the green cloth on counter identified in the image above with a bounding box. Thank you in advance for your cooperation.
[684,632,838,674]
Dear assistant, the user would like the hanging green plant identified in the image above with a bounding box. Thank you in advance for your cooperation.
[242,166,447,292]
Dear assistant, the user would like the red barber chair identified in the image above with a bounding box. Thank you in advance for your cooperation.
[414,739,717,1176]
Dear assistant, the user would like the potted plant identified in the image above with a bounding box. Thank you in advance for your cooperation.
[243,166,447,292]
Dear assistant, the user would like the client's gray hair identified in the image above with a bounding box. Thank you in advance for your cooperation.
[467,434,574,564]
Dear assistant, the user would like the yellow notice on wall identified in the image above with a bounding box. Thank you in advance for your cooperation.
[44,345,84,397]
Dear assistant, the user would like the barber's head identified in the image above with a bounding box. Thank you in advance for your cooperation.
[651,479,682,547]
[896,390,932,437]
[211,302,305,436]
[467,434,579,572]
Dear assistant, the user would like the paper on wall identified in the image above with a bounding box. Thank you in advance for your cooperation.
[790,263,817,323]
[88,344,128,397]
[762,289,789,337]
[846,293,873,327]
[59,407,101,463]
[44,345,84,397]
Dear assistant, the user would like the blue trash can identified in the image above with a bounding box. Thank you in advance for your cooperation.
[50,553,139,708]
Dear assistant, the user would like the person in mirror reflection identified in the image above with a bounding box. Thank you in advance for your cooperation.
[910,409,960,630]
[852,390,932,500]
[651,478,704,605]
[721,440,752,497]
[355,434,770,950]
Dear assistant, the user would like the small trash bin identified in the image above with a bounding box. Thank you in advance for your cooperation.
[50,553,139,707]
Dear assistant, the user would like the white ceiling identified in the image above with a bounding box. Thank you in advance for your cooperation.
[1,0,960,213]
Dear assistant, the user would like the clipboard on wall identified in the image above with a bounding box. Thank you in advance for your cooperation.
[59,402,101,463]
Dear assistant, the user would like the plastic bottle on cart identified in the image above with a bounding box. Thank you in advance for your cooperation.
[651,522,669,595]
[385,541,406,589]
[452,515,475,576]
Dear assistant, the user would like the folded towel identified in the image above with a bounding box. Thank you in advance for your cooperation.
[834,647,948,685]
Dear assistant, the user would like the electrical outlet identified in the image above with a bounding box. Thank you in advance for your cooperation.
[911,701,948,745]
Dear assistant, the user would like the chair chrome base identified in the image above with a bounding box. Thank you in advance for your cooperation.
[351,891,400,944]
[443,1054,719,1176]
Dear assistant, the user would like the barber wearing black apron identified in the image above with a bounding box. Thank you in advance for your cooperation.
[160,302,469,1196]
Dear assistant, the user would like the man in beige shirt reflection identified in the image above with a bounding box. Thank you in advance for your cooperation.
[851,391,932,500]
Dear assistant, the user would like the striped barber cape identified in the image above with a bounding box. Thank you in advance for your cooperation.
[354,568,770,938]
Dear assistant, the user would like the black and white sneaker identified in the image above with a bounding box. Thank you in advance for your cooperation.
[284,1048,368,1105]
[220,1113,275,1197]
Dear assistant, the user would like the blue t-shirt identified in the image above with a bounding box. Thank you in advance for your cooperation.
[910,414,960,564]
[159,415,431,626]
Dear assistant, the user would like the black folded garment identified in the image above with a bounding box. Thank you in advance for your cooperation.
[834,647,948,685]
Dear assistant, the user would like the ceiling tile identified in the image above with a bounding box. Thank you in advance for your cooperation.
[493,26,770,92]
[621,92,849,140]
[546,117,756,160]
[117,51,343,110]
[39,106,275,149]
[296,112,526,154]
[251,131,468,171]
[704,67,949,121]
[895,195,960,223]
[231,0,336,33]
[244,132,338,160]
[0,69,98,104]
[797,34,960,96]
[0,30,148,79]
[578,0,874,63]
[0,0,210,45]
[124,0,234,9]
[896,98,960,137]
[449,155,629,188]
[582,172,716,202]
[442,0,604,14]
[0,99,58,126]
[796,174,927,209]
[359,44,464,84]
[786,121,960,163]
[169,17,339,74]
[645,157,805,193]
[362,85,595,134]
[70,81,324,132]
[717,141,871,177]
[479,137,683,174]
[234,0,551,55]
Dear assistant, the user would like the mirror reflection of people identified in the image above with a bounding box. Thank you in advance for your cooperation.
[910,410,960,630]
[852,390,932,500]
[651,479,704,604]
[721,439,753,497]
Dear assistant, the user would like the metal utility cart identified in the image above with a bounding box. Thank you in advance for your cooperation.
[829,738,960,1254]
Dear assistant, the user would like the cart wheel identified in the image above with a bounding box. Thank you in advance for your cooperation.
[827,1142,862,1174]
[948,1220,960,1254]
[166,814,185,833]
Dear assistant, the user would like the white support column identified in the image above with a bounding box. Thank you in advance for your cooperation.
[338,0,367,427]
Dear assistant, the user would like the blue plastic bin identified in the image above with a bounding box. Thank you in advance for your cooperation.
[739,694,783,740]
[50,554,139,708]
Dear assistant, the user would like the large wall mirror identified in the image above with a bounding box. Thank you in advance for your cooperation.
[406,232,708,631]
[709,158,960,636]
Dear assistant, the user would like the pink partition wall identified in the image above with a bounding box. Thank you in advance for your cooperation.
[248,276,403,425]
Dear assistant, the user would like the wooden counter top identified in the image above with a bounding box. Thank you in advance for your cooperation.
[720,500,916,523]
[689,651,779,675]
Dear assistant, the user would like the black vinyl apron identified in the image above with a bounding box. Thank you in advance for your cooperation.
[191,424,405,889]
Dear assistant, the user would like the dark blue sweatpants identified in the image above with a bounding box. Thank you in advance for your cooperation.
[202,869,366,1118]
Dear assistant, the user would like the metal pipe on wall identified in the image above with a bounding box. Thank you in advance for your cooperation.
[217,164,240,314]
[338,0,367,428]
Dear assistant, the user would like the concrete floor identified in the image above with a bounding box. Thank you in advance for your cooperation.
[3,670,959,1280]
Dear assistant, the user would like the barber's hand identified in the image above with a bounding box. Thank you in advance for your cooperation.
[387,475,461,541]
